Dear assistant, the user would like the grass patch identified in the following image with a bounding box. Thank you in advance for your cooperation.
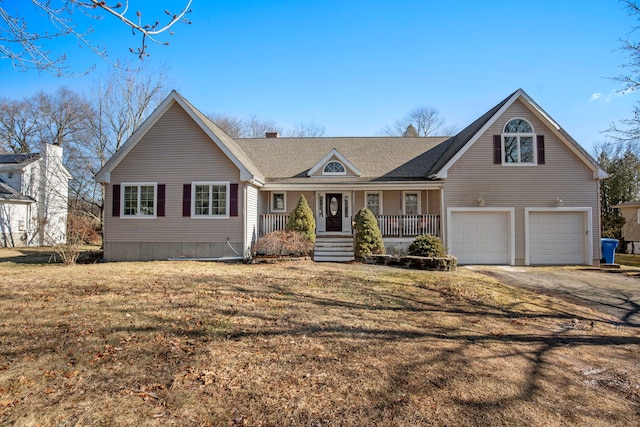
[0,260,638,425]
[616,253,640,268]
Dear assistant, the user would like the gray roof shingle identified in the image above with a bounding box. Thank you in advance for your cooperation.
[235,136,449,183]
[0,178,33,202]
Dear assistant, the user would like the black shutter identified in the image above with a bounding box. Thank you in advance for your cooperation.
[112,184,120,217]
[157,184,166,217]
[537,135,545,165]
[183,184,191,217]
[230,183,239,217]
[493,135,502,164]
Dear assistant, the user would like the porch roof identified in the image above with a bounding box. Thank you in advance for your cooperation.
[235,136,449,182]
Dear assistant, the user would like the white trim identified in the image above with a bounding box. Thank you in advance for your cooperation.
[637,208,640,224]
[121,182,157,219]
[262,182,443,191]
[271,191,287,213]
[365,191,383,216]
[447,207,516,265]
[95,91,264,184]
[323,160,347,175]
[524,207,592,266]
[402,191,421,215]
[307,148,362,177]
[501,117,536,166]
[191,181,230,219]
[434,89,607,180]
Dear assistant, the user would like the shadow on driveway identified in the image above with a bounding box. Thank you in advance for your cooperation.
[467,266,640,327]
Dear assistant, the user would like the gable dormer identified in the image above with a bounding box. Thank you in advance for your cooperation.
[307,148,362,177]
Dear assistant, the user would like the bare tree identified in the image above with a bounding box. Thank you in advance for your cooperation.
[206,113,245,138]
[283,121,326,137]
[69,63,172,222]
[0,98,39,153]
[607,0,640,146]
[206,112,282,138]
[382,106,456,137]
[0,1,192,75]
[244,115,281,138]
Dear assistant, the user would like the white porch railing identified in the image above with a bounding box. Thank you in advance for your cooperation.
[261,214,290,235]
[377,214,440,237]
[260,213,440,237]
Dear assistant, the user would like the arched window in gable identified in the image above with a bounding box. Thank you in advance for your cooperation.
[502,118,535,164]
[323,161,346,175]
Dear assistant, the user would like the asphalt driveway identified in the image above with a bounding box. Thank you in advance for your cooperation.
[467,265,640,327]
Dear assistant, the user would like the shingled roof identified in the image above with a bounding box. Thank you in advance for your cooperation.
[0,178,32,202]
[235,136,449,183]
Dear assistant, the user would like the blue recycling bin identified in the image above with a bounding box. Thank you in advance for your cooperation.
[601,238,619,264]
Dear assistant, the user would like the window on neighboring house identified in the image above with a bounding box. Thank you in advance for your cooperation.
[366,192,382,216]
[123,183,156,217]
[323,161,346,175]
[403,191,420,215]
[193,182,229,217]
[272,192,286,212]
[502,118,535,164]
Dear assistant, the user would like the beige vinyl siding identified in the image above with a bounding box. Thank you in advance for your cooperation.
[443,99,601,264]
[620,206,640,241]
[427,190,441,216]
[285,191,315,212]
[246,184,259,253]
[105,102,243,244]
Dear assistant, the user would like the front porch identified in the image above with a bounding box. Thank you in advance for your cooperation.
[260,214,441,238]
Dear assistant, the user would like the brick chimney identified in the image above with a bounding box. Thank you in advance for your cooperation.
[265,132,280,138]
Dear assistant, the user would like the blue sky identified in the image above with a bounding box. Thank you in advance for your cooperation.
[0,0,638,153]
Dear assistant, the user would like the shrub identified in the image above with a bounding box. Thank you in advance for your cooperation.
[285,195,316,244]
[253,230,314,257]
[354,207,385,259]
[408,234,446,258]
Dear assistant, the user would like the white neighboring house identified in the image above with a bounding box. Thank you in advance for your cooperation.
[0,144,71,247]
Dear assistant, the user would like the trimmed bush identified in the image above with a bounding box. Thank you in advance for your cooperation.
[408,234,446,257]
[286,195,316,244]
[254,230,314,257]
[354,207,385,259]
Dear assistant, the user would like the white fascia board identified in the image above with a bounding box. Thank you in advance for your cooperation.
[261,181,443,192]
[434,90,523,179]
[307,148,362,177]
[95,91,265,185]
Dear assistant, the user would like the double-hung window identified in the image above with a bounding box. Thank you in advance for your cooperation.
[192,182,229,218]
[403,191,420,215]
[122,183,156,217]
[272,192,286,212]
[366,192,382,216]
[502,118,535,165]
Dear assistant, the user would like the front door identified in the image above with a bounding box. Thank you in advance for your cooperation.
[326,193,342,232]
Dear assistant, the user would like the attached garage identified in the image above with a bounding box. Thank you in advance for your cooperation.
[448,209,514,265]
[526,208,591,265]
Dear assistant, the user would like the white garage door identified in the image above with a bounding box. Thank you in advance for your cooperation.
[528,211,586,265]
[449,211,510,264]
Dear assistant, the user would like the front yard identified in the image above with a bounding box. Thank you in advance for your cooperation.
[0,257,639,426]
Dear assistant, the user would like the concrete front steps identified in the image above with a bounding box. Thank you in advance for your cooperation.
[313,236,355,262]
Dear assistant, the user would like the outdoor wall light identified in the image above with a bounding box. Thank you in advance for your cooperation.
[478,197,485,207]
[555,197,564,207]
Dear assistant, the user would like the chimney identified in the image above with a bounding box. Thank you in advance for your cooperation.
[265,132,280,138]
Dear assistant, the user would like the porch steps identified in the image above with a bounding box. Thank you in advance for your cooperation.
[313,236,355,262]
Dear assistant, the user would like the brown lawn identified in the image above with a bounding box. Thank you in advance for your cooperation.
[0,257,639,426]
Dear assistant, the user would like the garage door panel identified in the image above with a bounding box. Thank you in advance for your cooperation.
[450,211,510,265]
[529,211,586,265]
